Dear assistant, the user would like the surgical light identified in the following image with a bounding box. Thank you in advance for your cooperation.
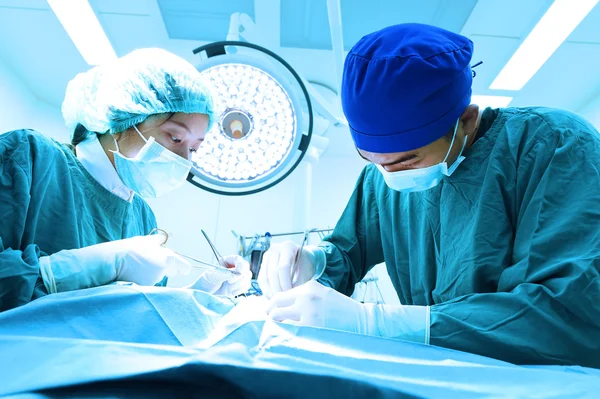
[189,42,313,196]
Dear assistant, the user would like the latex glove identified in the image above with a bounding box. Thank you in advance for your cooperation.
[39,234,190,294]
[257,241,326,299]
[188,255,252,297]
[266,280,430,343]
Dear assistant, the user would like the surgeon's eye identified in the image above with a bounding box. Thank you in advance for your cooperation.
[401,159,419,167]
[169,135,182,143]
[189,148,197,154]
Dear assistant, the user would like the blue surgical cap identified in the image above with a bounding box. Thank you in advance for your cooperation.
[62,48,215,135]
[342,23,474,153]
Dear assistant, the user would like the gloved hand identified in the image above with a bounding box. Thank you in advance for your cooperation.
[257,241,326,298]
[39,234,190,294]
[266,280,430,344]
[188,255,252,297]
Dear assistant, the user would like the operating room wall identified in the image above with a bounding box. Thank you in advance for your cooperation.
[579,94,600,131]
[0,57,68,141]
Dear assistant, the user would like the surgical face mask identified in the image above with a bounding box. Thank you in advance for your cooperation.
[112,125,192,198]
[376,119,468,193]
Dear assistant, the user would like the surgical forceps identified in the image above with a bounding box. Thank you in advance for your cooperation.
[201,229,230,269]
[149,228,240,275]
[290,228,318,282]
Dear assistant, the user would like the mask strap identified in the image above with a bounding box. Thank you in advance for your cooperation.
[133,125,149,143]
[447,134,469,175]
[442,119,461,163]
[457,134,468,155]
[112,125,148,153]
[112,134,120,153]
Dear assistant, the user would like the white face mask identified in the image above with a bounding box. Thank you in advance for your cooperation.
[111,125,192,198]
[376,119,468,193]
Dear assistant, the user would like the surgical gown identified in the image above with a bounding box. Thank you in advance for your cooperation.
[318,107,600,367]
[0,129,157,311]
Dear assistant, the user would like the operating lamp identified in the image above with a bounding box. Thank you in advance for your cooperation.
[189,41,314,196]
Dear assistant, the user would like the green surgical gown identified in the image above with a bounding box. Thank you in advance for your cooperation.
[318,107,600,367]
[0,130,158,311]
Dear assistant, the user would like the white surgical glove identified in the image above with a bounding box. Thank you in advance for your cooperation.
[266,280,430,344]
[188,255,252,297]
[257,241,326,299]
[39,234,190,294]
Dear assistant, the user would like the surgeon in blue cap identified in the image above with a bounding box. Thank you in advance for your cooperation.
[260,23,600,367]
[0,48,251,311]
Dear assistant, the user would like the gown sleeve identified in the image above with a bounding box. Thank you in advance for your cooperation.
[317,165,385,296]
[0,130,47,311]
[430,114,600,367]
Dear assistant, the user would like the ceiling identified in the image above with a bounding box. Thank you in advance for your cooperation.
[1,0,600,153]
[157,0,477,50]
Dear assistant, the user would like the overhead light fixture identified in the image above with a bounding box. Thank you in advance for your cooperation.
[47,0,117,66]
[189,41,313,196]
[471,95,513,109]
[490,0,599,91]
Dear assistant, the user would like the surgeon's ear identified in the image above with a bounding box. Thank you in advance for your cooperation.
[460,104,480,136]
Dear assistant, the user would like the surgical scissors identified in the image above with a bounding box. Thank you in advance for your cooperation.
[149,228,240,275]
